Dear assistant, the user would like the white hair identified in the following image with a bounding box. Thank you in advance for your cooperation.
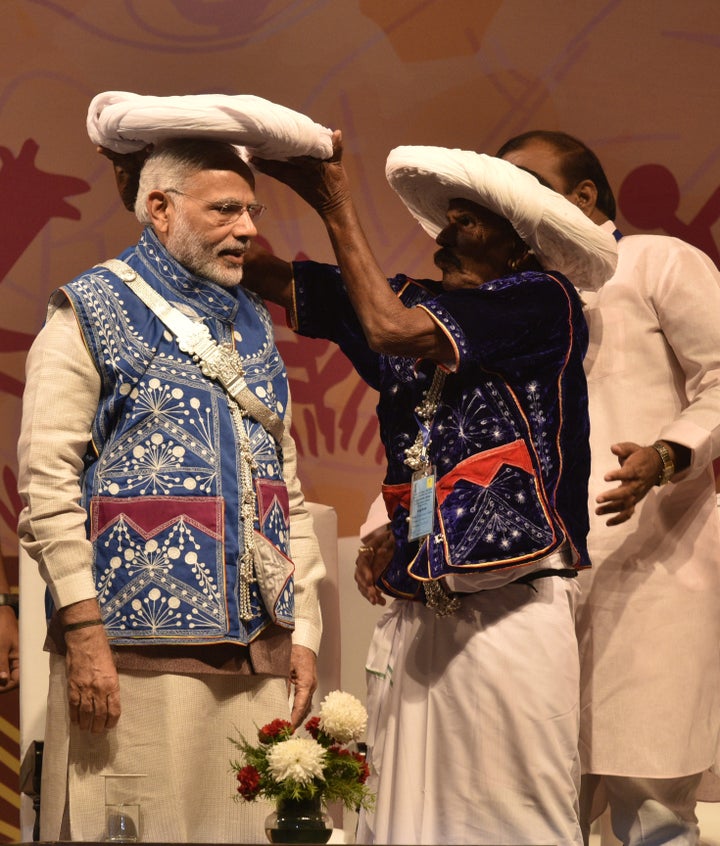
[134,138,254,224]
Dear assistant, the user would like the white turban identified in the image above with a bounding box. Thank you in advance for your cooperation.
[385,146,617,291]
[87,91,333,160]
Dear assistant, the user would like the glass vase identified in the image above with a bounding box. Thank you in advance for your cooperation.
[264,796,333,844]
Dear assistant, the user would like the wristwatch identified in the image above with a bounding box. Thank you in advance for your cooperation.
[0,593,18,617]
[651,440,675,486]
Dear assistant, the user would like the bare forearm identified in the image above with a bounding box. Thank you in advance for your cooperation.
[252,131,450,360]
[243,243,294,308]
[58,597,104,627]
[322,201,450,359]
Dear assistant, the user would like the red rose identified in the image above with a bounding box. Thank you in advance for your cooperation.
[258,718,293,743]
[353,751,370,784]
[236,766,261,800]
[305,716,321,739]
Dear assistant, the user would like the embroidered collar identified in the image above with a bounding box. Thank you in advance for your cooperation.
[133,227,243,323]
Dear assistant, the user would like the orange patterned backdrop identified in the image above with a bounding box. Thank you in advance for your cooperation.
[3,0,720,838]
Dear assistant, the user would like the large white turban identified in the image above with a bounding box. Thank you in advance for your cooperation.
[386,146,617,291]
[87,91,333,160]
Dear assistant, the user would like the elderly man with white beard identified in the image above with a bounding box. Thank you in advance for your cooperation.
[17,137,324,843]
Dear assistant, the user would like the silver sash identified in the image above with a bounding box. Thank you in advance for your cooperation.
[100,258,285,443]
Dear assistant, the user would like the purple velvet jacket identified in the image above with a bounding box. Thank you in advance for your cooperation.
[292,261,591,601]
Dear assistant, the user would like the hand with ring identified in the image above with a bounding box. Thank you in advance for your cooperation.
[354,525,394,606]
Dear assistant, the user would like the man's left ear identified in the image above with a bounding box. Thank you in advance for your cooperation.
[147,190,171,233]
[570,179,599,220]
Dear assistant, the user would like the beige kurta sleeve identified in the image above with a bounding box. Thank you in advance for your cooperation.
[17,298,101,609]
[282,395,324,655]
[648,239,720,478]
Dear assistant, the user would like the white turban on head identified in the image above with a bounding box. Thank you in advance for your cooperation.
[87,91,333,160]
[385,145,617,291]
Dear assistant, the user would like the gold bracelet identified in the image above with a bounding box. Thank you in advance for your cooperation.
[357,545,374,555]
[651,440,675,486]
[64,618,104,633]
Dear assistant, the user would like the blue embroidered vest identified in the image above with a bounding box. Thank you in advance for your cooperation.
[57,228,293,645]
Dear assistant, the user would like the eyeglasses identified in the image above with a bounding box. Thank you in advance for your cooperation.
[164,188,267,225]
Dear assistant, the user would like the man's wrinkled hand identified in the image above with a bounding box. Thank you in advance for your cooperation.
[355,525,394,606]
[97,144,153,211]
[288,644,317,729]
[251,129,350,217]
[65,626,121,733]
[595,441,663,526]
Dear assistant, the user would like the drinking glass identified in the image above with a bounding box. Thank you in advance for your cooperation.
[104,774,145,842]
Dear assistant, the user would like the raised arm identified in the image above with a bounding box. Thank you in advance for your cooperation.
[97,144,153,211]
[242,243,295,309]
[252,132,453,362]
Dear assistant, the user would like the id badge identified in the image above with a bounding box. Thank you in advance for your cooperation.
[408,466,436,541]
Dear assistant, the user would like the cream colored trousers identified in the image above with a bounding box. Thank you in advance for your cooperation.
[41,655,288,843]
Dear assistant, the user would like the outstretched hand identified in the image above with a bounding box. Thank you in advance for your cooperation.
[97,144,153,211]
[251,129,350,216]
[595,442,663,525]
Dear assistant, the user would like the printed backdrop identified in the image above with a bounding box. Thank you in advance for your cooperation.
[2,0,720,838]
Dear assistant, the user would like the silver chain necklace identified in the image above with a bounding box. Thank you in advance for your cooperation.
[403,366,460,616]
[403,367,447,472]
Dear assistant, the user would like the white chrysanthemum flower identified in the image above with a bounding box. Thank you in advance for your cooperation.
[266,737,326,785]
[319,690,368,743]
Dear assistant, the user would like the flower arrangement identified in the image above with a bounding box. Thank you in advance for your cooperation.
[230,690,374,813]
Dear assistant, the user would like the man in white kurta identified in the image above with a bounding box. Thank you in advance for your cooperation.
[499,131,720,846]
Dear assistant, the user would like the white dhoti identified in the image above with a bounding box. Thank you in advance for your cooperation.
[358,576,583,846]
[41,655,289,843]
